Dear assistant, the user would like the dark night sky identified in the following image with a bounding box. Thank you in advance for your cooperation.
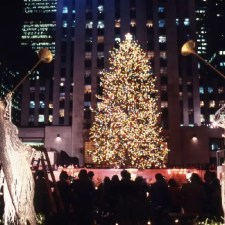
[0,0,37,72]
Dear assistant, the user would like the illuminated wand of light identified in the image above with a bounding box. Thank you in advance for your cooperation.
[9,48,53,95]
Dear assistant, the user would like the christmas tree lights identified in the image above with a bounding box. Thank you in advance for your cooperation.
[89,34,168,169]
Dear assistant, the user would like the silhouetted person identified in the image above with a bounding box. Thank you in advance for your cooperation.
[117,170,136,225]
[180,173,207,214]
[34,170,53,224]
[70,169,95,225]
[149,173,170,225]
[133,176,150,225]
[204,171,223,220]
[168,178,182,213]
[54,171,71,225]
[97,176,112,225]
[87,170,95,182]
[109,175,120,224]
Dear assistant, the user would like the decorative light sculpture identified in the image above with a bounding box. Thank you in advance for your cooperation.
[181,40,225,222]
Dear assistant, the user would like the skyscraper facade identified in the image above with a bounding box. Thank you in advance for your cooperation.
[0,62,21,125]
[19,0,224,167]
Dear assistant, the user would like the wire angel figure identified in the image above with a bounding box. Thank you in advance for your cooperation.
[0,93,37,225]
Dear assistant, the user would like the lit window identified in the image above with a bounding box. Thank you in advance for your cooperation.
[62,7,68,14]
[179,92,183,100]
[199,87,204,94]
[159,35,166,43]
[39,101,45,108]
[160,51,166,59]
[84,85,92,94]
[62,21,67,28]
[147,51,154,59]
[200,101,204,107]
[160,67,167,75]
[184,18,190,26]
[97,52,104,59]
[209,114,215,123]
[84,101,91,106]
[59,92,65,101]
[208,87,213,93]
[86,21,93,29]
[59,109,64,117]
[40,87,45,91]
[85,70,91,77]
[115,19,120,28]
[146,20,153,28]
[209,101,215,108]
[97,36,104,43]
[130,20,136,27]
[85,52,92,60]
[97,21,104,29]
[161,101,168,108]
[218,87,224,94]
[176,18,179,25]
[49,115,53,123]
[49,103,53,108]
[30,101,35,108]
[72,20,75,27]
[115,37,121,43]
[158,19,165,28]
[60,82,64,86]
[98,5,104,13]
[158,7,165,13]
[200,114,205,123]
[38,115,44,123]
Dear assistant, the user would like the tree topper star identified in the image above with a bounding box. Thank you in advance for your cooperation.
[125,33,133,41]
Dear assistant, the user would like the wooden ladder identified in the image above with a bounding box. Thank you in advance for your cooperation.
[31,147,64,214]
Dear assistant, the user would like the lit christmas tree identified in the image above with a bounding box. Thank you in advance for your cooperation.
[89,34,168,169]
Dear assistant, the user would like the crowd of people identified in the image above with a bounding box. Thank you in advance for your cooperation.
[33,168,223,225]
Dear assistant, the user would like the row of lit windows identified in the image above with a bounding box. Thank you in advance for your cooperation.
[84,52,104,59]
[28,102,221,123]
[200,100,222,108]
[84,35,165,46]
[199,86,225,94]
[23,26,55,32]
[23,23,56,28]
[84,20,154,29]
[200,114,216,124]
[22,34,52,39]
[29,101,45,108]
[24,0,57,14]
[29,114,53,123]
[29,86,45,92]
[60,16,189,31]
[62,7,76,14]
